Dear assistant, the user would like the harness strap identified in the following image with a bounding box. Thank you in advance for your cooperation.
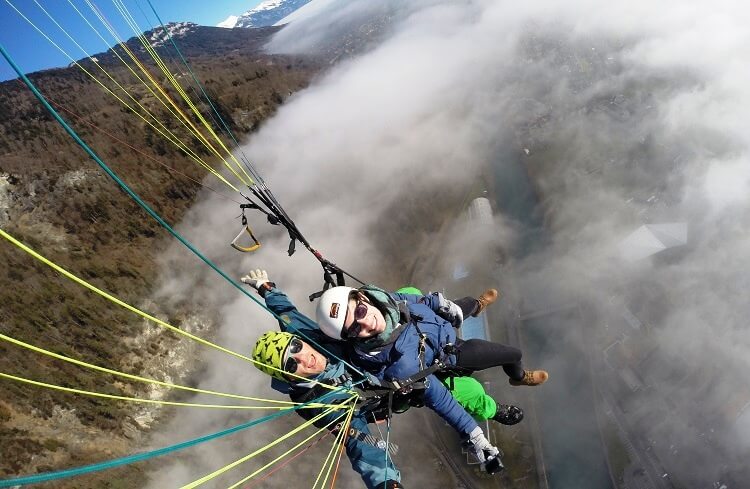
[356,307,459,421]
[386,361,445,391]
[291,374,351,404]
[332,424,399,455]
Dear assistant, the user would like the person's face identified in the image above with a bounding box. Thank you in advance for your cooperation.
[342,293,386,339]
[284,338,328,377]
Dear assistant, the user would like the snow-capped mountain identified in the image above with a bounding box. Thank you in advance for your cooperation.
[217,15,239,28]
[217,0,312,29]
[272,0,335,26]
[148,22,199,47]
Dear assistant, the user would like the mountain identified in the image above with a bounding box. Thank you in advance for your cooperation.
[77,23,286,67]
[146,21,199,47]
[217,0,313,29]
[217,15,239,28]
[271,0,337,25]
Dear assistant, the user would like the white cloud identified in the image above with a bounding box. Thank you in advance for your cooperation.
[147,0,750,485]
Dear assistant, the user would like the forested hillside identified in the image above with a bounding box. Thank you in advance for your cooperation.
[0,25,322,485]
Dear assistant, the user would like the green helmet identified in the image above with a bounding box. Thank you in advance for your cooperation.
[396,286,423,295]
[252,331,295,381]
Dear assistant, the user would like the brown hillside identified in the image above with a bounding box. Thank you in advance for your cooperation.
[0,25,323,485]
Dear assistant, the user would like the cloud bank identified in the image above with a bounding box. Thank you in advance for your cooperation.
[146,0,750,486]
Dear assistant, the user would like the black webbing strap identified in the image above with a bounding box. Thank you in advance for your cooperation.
[358,314,449,395]
[382,361,446,391]
[332,423,399,454]
[291,374,351,404]
[308,259,344,301]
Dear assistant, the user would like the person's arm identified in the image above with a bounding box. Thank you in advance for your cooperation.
[419,373,501,472]
[264,287,321,334]
[241,269,320,335]
[385,357,478,436]
[421,373,479,436]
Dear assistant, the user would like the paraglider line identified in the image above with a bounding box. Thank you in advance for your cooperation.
[240,431,332,489]
[0,42,364,378]
[0,331,328,406]
[0,388,351,488]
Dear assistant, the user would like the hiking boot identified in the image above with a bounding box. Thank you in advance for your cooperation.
[492,404,524,425]
[509,370,549,387]
[472,288,499,317]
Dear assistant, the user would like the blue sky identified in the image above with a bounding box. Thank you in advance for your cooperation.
[0,0,262,82]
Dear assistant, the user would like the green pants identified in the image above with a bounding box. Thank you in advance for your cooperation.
[442,376,497,421]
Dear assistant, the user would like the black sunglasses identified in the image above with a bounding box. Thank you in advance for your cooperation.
[342,300,369,339]
[283,338,304,374]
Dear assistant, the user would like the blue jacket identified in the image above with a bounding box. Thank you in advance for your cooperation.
[349,293,479,437]
[263,287,400,489]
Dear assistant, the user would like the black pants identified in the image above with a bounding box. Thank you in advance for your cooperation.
[454,339,525,381]
[454,296,480,317]
[450,296,524,381]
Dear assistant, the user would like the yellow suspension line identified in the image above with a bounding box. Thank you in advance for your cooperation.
[6,0,238,191]
[314,399,356,489]
[63,0,229,180]
[82,0,229,172]
[0,332,335,408]
[320,405,355,489]
[109,0,253,187]
[38,0,206,157]
[225,409,349,489]
[327,401,357,488]
[0,227,341,390]
[180,399,355,488]
[114,0,254,185]
[0,371,345,411]
[109,0,221,153]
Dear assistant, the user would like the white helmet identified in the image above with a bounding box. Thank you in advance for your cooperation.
[316,286,355,339]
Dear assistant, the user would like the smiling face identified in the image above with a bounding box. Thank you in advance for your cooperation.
[343,293,386,339]
[285,339,328,378]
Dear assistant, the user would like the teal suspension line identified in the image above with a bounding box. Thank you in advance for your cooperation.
[146,0,247,160]
[0,388,351,487]
[0,42,263,313]
[0,42,363,377]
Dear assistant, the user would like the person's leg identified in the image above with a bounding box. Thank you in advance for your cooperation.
[493,404,524,425]
[442,376,497,420]
[453,289,499,318]
[455,339,525,381]
[453,297,480,317]
[442,376,525,425]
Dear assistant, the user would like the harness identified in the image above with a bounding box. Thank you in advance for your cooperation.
[289,372,401,453]
[331,423,399,455]
[357,304,460,421]
[292,302,461,451]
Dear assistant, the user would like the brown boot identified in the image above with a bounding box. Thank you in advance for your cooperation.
[509,370,549,386]
[472,288,499,317]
